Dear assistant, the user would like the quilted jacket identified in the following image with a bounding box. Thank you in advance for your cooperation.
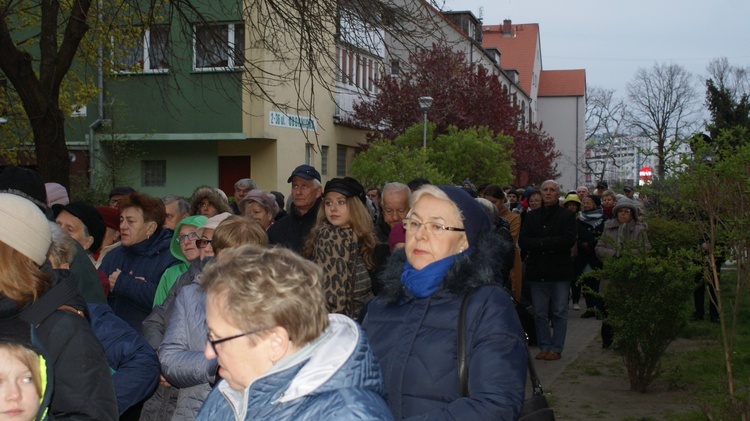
[196,314,392,420]
[158,272,217,420]
[361,232,527,420]
[88,302,160,415]
[100,228,180,332]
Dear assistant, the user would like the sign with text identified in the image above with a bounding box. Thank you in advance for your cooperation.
[639,166,653,181]
[269,111,317,132]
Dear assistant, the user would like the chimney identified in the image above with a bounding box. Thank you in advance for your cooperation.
[503,19,512,37]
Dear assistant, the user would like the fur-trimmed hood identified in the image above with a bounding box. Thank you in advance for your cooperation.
[189,186,232,215]
[378,230,512,303]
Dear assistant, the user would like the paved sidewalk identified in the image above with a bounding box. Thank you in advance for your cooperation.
[525,304,601,396]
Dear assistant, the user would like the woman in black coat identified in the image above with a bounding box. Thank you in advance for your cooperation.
[0,193,118,420]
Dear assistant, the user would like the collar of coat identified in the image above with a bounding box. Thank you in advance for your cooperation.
[377,231,511,304]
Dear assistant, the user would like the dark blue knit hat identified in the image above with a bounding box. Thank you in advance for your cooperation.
[436,185,491,247]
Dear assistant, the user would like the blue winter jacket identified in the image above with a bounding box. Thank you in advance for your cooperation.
[88,302,160,415]
[362,232,527,420]
[196,314,393,420]
[100,228,180,332]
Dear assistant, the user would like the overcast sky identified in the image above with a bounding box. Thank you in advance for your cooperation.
[444,0,750,98]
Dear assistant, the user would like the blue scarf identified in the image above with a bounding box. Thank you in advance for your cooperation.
[400,251,466,298]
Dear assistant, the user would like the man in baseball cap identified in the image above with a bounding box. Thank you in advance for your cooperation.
[268,164,323,253]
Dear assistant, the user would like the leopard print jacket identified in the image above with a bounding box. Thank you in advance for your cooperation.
[312,223,373,318]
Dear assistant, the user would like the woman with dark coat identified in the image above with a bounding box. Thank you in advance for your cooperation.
[576,194,606,318]
[362,185,527,419]
[100,193,180,332]
[0,193,118,420]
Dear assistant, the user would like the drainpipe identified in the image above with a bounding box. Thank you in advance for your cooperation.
[575,96,580,186]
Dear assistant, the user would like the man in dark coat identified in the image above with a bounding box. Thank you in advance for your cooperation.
[267,164,322,253]
[519,179,577,361]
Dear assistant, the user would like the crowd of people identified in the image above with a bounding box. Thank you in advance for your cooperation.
[0,163,662,420]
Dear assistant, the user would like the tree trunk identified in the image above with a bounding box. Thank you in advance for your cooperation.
[32,104,71,188]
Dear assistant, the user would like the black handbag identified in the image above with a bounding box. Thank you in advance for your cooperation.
[458,289,555,421]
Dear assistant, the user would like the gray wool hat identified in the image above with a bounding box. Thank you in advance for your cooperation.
[612,197,639,221]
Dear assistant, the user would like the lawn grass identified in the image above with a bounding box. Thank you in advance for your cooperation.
[660,269,750,420]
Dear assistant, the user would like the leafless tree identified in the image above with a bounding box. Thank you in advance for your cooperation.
[626,62,700,179]
[585,85,633,183]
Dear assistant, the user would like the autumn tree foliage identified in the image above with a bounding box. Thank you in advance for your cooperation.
[353,43,560,184]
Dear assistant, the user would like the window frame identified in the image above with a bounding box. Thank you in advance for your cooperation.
[193,22,245,72]
[115,25,171,74]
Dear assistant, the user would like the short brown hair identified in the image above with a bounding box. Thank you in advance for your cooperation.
[202,244,329,348]
[0,241,52,304]
[212,216,268,256]
[119,193,166,226]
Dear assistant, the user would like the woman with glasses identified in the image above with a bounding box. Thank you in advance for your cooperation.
[196,244,392,420]
[361,185,527,419]
[158,215,268,420]
[304,177,385,319]
[189,186,232,218]
[99,193,181,332]
[152,215,207,307]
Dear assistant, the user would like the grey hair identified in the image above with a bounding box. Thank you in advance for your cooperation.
[381,182,411,203]
[162,194,190,215]
[475,197,498,221]
[47,222,77,266]
[234,178,258,190]
[541,179,559,189]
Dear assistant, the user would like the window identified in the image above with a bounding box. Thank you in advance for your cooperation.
[336,146,347,176]
[116,25,170,73]
[305,143,313,165]
[194,23,245,70]
[390,59,400,76]
[321,145,329,175]
[141,160,166,187]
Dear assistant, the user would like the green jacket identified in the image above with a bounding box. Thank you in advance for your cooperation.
[152,215,207,306]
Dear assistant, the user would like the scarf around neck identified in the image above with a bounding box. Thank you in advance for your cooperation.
[400,250,467,298]
[579,208,605,228]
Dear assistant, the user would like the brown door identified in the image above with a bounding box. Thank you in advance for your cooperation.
[218,156,251,198]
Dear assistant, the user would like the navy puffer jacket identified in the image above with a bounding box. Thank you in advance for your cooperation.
[362,232,527,420]
[100,228,179,332]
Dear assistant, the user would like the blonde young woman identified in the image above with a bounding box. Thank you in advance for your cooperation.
[304,177,383,318]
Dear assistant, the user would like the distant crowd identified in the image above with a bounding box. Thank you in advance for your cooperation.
[1,164,663,420]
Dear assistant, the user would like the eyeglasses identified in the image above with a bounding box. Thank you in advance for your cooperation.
[528,199,542,204]
[402,218,465,235]
[235,188,251,195]
[207,326,270,354]
[108,198,119,206]
[196,238,212,248]
[200,201,213,209]
[177,232,199,244]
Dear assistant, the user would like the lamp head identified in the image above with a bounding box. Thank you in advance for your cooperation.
[418,96,434,111]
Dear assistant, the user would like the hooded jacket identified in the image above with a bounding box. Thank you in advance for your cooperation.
[100,228,180,332]
[361,232,527,420]
[0,268,118,420]
[196,314,392,420]
[0,317,53,421]
[153,215,207,307]
[189,186,232,216]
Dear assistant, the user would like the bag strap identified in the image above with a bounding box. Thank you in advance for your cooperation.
[458,287,545,398]
[457,289,474,397]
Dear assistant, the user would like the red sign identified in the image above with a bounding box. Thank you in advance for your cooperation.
[639,166,653,181]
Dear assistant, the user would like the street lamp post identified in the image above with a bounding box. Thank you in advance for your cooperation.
[418,96,433,150]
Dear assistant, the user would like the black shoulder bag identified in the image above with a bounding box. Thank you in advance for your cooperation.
[458,289,555,421]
